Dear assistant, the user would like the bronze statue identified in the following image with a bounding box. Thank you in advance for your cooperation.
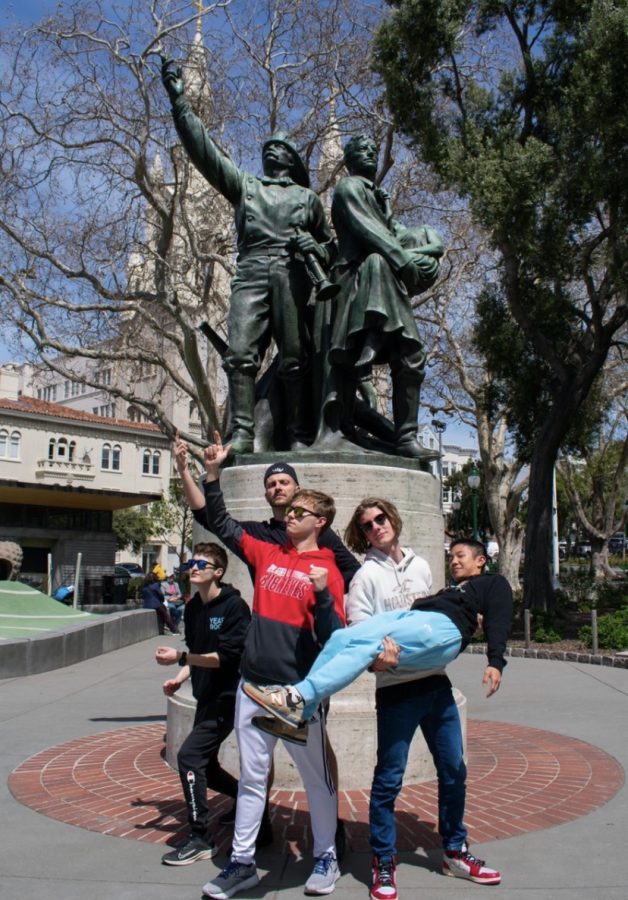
[315,135,443,458]
[161,57,335,453]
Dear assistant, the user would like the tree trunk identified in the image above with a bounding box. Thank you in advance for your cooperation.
[497,521,524,592]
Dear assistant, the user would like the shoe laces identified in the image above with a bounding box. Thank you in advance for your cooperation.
[220,859,248,879]
[455,848,486,867]
[312,853,335,875]
[376,859,395,885]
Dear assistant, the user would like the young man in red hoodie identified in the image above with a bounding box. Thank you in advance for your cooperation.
[199,444,346,899]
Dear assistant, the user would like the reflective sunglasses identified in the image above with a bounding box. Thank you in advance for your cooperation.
[286,505,318,520]
[184,559,217,571]
[359,512,388,533]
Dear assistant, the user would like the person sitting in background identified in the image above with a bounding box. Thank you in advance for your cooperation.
[162,573,184,628]
[142,572,178,635]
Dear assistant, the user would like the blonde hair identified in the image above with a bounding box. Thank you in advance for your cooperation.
[292,489,336,531]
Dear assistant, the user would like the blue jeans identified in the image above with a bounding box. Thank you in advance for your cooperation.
[370,685,467,858]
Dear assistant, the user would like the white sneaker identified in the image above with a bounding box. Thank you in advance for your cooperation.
[202,859,259,899]
[443,844,501,885]
[304,853,340,895]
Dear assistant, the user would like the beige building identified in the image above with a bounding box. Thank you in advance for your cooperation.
[0,367,170,597]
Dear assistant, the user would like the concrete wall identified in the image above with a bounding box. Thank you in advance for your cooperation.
[0,609,159,679]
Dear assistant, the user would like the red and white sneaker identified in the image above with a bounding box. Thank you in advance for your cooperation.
[443,845,501,884]
[370,855,397,900]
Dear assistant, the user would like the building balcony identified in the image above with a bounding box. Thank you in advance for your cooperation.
[36,458,96,483]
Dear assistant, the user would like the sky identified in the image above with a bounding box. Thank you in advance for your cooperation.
[0,0,478,450]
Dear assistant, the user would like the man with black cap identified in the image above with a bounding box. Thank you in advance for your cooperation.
[162,58,335,453]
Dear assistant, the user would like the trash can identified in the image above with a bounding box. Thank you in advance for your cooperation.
[102,573,130,604]
[83,577,103,604]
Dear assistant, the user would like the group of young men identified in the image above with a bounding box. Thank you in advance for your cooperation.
[155,432,512,900]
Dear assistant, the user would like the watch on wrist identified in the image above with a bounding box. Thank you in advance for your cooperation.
[178,651,188,667]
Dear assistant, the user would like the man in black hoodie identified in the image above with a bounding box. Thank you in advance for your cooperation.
[155,542,251,866]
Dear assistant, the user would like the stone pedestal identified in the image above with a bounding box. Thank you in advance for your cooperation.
[177,455,459,790]
[166,678,466,789]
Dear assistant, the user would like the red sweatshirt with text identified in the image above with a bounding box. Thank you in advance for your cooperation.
[238,531,346,686]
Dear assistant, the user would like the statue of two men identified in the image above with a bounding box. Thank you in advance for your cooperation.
[161,60,442,459]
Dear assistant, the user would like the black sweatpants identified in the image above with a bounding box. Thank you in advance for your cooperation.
[177,715,238,836]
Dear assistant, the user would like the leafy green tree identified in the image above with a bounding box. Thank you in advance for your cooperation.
[112,507,154,554]
[147,480,194,569]
[374,1,628,609]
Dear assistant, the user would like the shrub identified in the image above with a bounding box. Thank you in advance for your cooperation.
[578,607,628,650]
[532,610,564,643]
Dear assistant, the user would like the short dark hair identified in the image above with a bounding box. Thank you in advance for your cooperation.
[344,497,403,554]
[193,542,228,576]
[292,489,336,531]
[449,538,488,572]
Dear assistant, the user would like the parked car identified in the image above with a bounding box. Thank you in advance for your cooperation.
[558,540,567,560]
[116,562,144,576]
[609,534,625,554]
[576,542,592,558]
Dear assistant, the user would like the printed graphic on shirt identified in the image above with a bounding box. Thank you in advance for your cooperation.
[381,577,429,611]
[259,564,311,601]
[208,616,225,630]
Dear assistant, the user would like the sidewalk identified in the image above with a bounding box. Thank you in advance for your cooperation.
[1,636,627,900]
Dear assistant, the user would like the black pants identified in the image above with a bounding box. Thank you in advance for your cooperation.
[177,716,238,836]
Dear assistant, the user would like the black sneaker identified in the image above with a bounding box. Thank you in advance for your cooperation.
[219,802,237,826]
[161,834,217,866]
[335,818,346,862]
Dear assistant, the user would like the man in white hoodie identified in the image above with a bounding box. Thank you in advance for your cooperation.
[342,499,500,899]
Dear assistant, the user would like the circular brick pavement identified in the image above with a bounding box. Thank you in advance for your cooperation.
[8,720,623,853]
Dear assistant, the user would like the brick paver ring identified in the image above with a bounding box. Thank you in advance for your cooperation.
[8,720,624,852]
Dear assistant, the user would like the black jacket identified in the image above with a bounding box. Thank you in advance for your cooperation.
[183,583,251,723]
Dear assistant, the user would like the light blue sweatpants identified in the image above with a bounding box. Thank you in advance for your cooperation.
[294,610,462,719]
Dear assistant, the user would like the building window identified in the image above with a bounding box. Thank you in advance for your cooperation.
[142,449,160,475]
[0,430,21,459]
[64,380,70,399]
[48,438,56,460]
[69,440,76,462]
[102,443,121,470]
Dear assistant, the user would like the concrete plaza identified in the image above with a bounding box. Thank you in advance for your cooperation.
[1,636,627,900]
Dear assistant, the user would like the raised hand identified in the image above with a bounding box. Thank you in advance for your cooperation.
[202,430,232,478]
[161,55,185,102]
[173,430,189,474]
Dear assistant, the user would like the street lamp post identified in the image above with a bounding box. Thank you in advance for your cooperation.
[467,464,481,541]
[431,418,446,511]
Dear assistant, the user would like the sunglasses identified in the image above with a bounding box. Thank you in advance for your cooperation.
[359,512,388,533]
[286,505,318,520]
[184,559,218,571]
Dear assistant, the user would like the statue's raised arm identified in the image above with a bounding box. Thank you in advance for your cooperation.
[159,53,335,454]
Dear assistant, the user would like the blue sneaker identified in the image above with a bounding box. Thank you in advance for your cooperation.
[202,859,259,899]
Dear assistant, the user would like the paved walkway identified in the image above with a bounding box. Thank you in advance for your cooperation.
[1,635,627,900]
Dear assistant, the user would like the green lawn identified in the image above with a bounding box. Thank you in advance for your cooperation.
[0,581,98,640]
